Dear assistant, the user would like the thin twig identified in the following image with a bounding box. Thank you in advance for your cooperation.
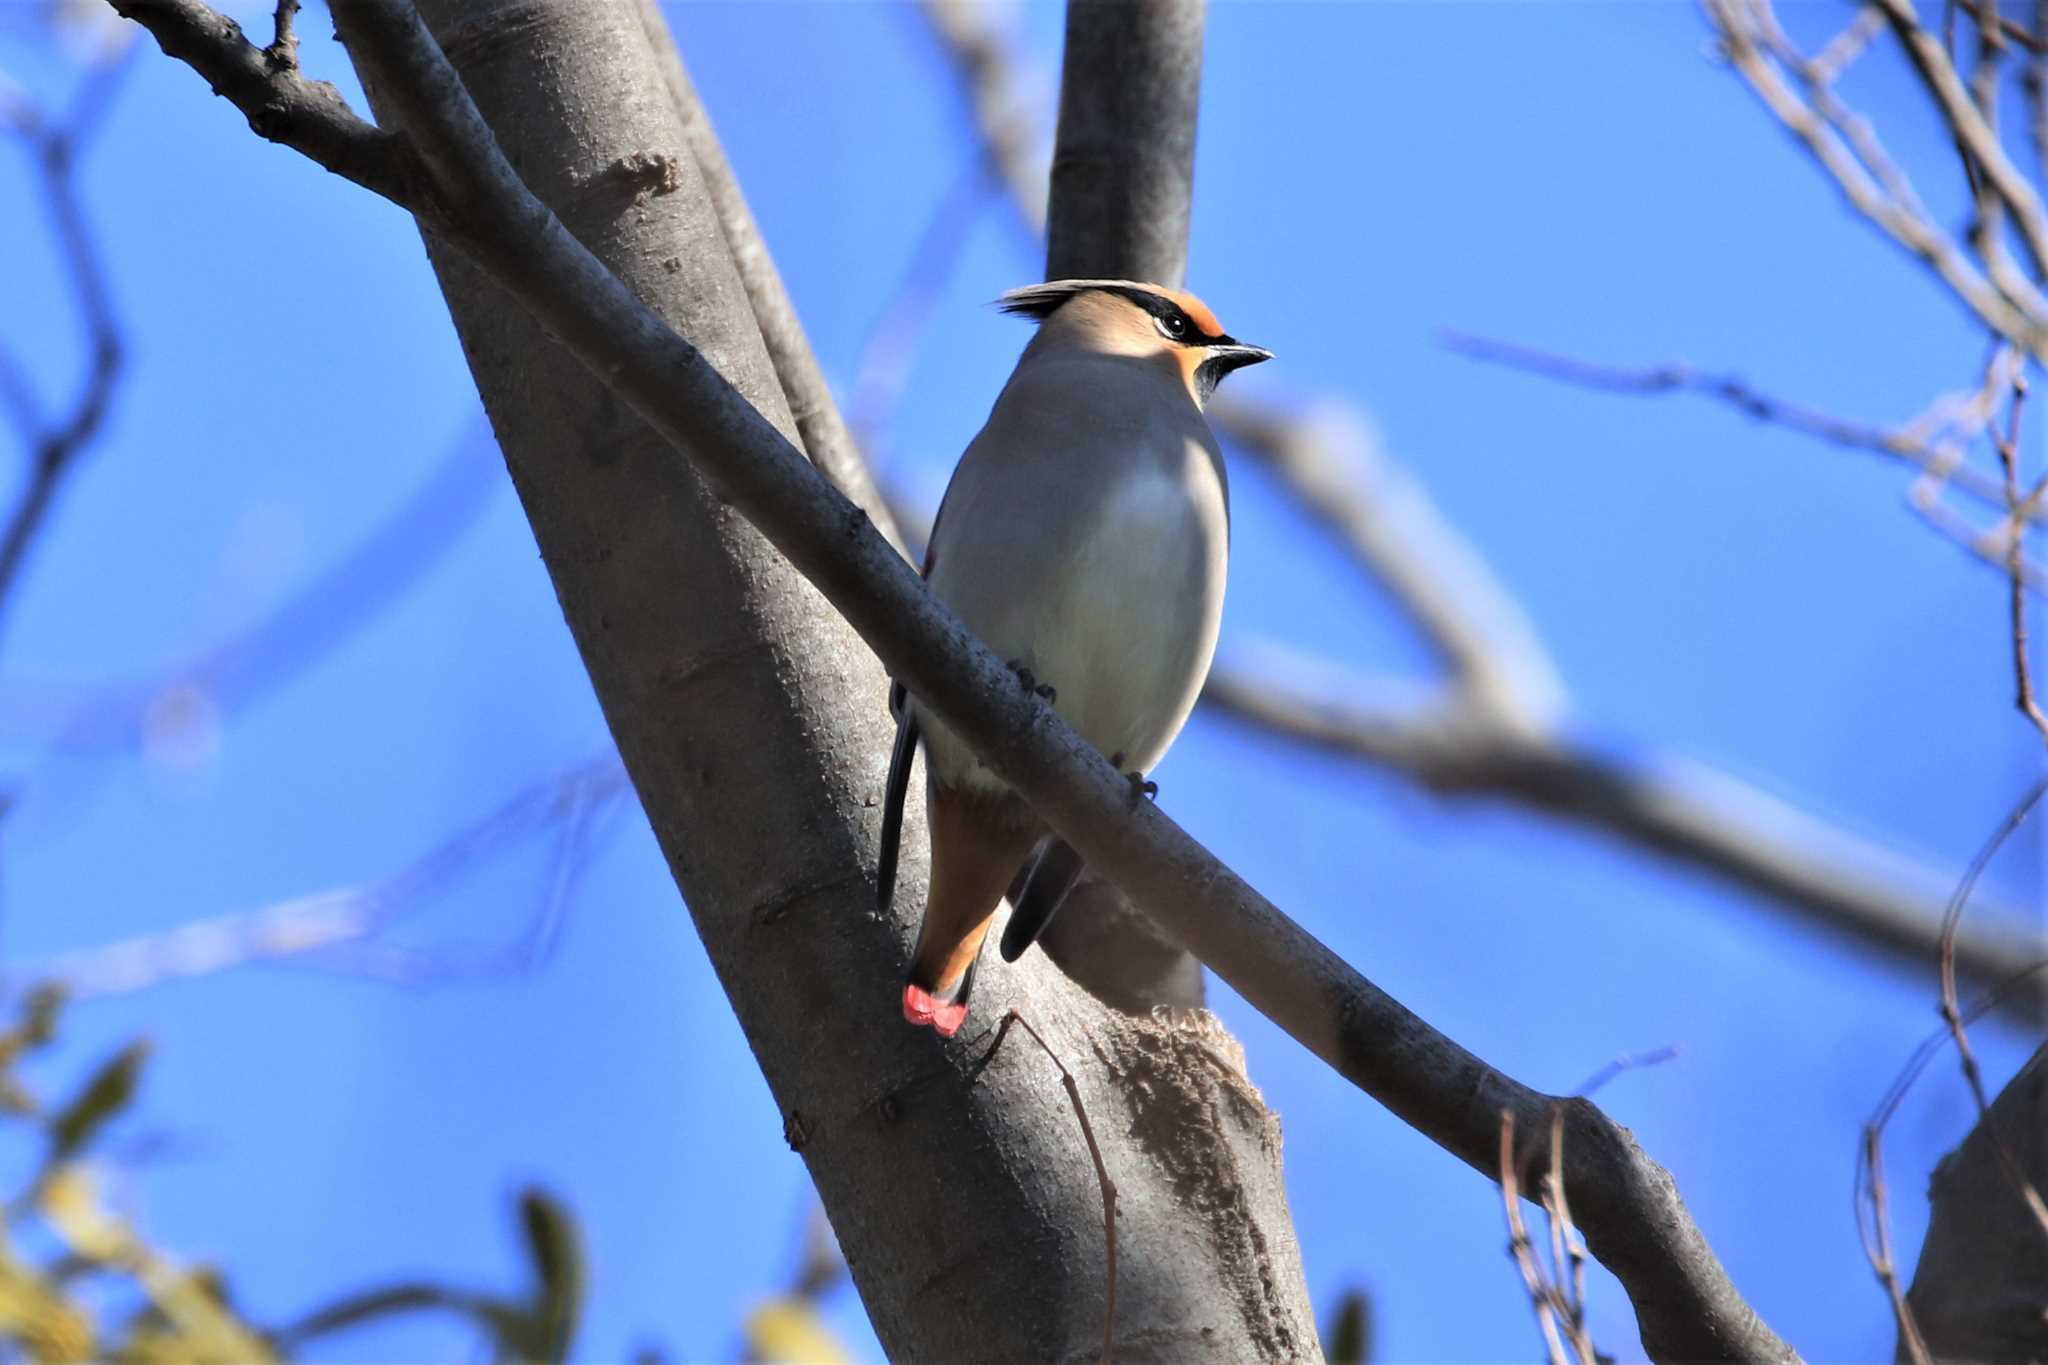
[1860,1124,1933,1365]
[1705,0,2044,350]
[1573,1045,1683,1099]
[1444,329,2016,511]
[0,46,135,643]
[1880,0,2048,281]
[1934,781,2048,1239]
[1500,1111,1573,1365]
[1858,783,2048,1364]
[979,1010,1118,1365]
[1993,377,2048,739]
[13,755,629,999]
[1547,1107,1590,1341]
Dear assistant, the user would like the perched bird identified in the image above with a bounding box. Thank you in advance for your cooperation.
[875,279,1270,1036]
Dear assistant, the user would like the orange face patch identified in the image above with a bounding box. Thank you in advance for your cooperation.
[1157,286,1225,340]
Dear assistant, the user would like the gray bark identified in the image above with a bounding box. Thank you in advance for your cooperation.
[630,0,904,558]
[1902,1044,2048,1363]
[333,1,1316,1358]
[1045,0,1205,288]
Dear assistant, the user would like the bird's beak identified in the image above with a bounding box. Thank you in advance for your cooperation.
[1207,343,1273,374]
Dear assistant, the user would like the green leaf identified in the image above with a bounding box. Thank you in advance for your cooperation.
[47,1042,147,1167]
[1321,1287,1372,1365]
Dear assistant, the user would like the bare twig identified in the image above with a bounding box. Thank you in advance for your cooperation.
[1934,781,2048,1237]
[1444,329,2018,511]
[0,45,134,643]
[1705,0,2045,350]
[1573,1045,1682,1099]
[1860,1124,1934,1365]
[1958,0,2047,55]
[14,755,629,998]
[977,1010,1118,1365]
[1992,377,2048,739]
[1879,0,2048,282]
[1501,1112,1572,1365]
[2030,0,2048,185]
[1546,1107,1590,1341]
[1860,782,2048,1365]
[115,4,1794,1355]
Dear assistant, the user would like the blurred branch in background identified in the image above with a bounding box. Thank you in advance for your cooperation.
[1706,0,2047,348]
[0,29,134,651]
[917,0,2042,1017]
[10,753,630,999]
[1443,334,2048,593]
[0,417,501,870]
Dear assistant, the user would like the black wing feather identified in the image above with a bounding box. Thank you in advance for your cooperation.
[876,682,919,914]
[999,837,1086,961]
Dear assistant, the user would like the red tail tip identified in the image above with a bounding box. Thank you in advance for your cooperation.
[902,983,969,1037]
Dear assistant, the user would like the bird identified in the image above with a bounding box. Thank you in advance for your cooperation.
[874,279,1270,1037]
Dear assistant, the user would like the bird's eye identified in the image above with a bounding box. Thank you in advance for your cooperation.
[1158,314,1188,340]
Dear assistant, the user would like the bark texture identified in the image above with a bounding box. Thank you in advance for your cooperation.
[1045,0,1205,288]
[334,1,1315,1357]
[1902,1044,2048,1363]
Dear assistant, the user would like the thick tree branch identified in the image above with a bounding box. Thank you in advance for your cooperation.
[629,0,904,556]
[1044,0,1203,287]
[114,3,1790,1358]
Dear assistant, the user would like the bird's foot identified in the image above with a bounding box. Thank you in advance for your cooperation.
[1005,659,1056,705]
[1120,762,1158,810]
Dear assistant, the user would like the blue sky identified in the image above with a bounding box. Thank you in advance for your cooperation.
[0,2,2041,1361]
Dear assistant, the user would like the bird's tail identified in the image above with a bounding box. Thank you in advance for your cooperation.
[903,788,1036,1037]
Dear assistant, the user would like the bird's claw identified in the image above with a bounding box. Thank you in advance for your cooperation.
[1006,660,1056,705]
[1124,770,1158,809]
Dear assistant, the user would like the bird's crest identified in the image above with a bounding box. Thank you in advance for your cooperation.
[998,279,1225,340]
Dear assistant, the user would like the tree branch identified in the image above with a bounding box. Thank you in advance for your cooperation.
[629,0,904,557]
[1044,0,1203,287]
[1205,660,2048,1019]
[0,46,133,645]
[1705,0,2047,352]
[113,3,1790,1357]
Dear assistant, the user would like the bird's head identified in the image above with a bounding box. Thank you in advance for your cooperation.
[998,279,1272,405]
